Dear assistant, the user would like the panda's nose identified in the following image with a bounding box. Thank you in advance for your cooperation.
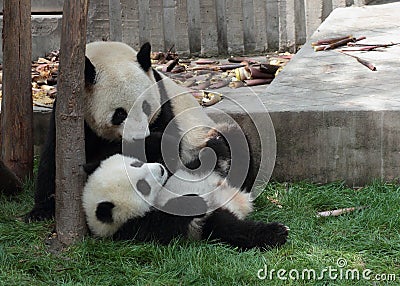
[160,165,165,177]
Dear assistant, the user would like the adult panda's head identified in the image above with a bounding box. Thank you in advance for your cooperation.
[84,41,161,141]
[82,154,168,237]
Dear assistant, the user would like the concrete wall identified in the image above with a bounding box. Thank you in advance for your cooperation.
[0,0,370,62]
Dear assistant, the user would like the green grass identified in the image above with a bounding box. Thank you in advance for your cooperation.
[1,180,399,285]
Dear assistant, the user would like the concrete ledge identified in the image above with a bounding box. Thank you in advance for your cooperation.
[208,2,400,186]
[270,110,400,185]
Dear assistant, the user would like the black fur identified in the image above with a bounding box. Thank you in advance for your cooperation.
[113,210,195,245]
[137,42,152,72]
[26,100,57,221]
[210,127,255,191]
[202,209,288,250]
[0,160,23,196]
[96,202,115,223]
[112,202,288,250]
[83,161,102,176]
[85,56,96,87]
[149,70,179,136]
[162,194,207,217]
[111,108,128,126]
[112,196,206,244]
[124,132,179,176]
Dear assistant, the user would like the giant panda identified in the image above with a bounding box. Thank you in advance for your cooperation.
[27,41,255,222]
[82,154,288,250]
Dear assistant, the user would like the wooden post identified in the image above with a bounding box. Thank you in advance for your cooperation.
[109,0,122,41]
[1,0,33,181]
[55,0,89,245]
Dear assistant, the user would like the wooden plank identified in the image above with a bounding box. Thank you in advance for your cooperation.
[174,0,190,55]
[87,0,110,42]
[322,0,333,21]
[149,0,164,51]
[121,0,140,50]
[0,0,64,13]
[242,0,256,53]
[295,0,307,48]
[266,0,279,51]
[215,0,228,54]
[226,0,244,54]
[109,0,123,41]
[253,0,267,52]
[278,0,288,51]
[162,0,176,52]
[199,0,218,56]
[55,0,89,245]
[281,0,296,52]
[305,0,323,39]
[1,0,33,180]
[138,0,151,45]
[332,0,347,9]
[187,0,201,54]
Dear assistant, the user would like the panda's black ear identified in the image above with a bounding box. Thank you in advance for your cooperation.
[96,202,115,224]
[137,42,152,72]
[85,56,96,87]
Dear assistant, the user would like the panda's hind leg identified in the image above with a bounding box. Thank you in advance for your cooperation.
[202,209,289,250]
[25,103,57,222]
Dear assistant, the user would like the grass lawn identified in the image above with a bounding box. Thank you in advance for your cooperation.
[1,180,399,285]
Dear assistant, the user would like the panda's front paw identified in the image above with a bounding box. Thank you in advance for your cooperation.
[25,206,55,223]
[260,222,289,249]
[162,194,207,217]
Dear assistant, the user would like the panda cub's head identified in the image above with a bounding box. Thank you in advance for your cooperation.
[82,154,167,237]
[84,41,161,141]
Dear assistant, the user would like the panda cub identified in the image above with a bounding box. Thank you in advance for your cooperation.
[82,154,289,250]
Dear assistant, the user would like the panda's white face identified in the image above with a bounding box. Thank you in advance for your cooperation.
[84,41,161,141]
[82,154,168,237]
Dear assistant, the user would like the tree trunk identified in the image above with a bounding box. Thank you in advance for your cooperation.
[55,0,89,245]
[1,0,33,181]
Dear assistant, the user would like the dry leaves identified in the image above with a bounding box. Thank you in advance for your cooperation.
[0,50,59,108]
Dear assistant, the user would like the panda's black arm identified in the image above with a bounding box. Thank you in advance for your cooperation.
[201,209,289,250]
[124,132,181,175]
[25,101,57,222]
[113,209,195,245]
[82,161,101,175]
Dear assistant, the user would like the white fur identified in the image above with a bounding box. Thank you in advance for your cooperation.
[82,154,167,237]
[157,74,216,164]
[84,42,225,165]
[84,41,161,141]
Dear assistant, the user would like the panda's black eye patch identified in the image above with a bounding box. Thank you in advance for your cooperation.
[111,108,128,125]
[96,202,115,223]
[142,100,151,117]
[136,179,151,196]
[130,161,144,168]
